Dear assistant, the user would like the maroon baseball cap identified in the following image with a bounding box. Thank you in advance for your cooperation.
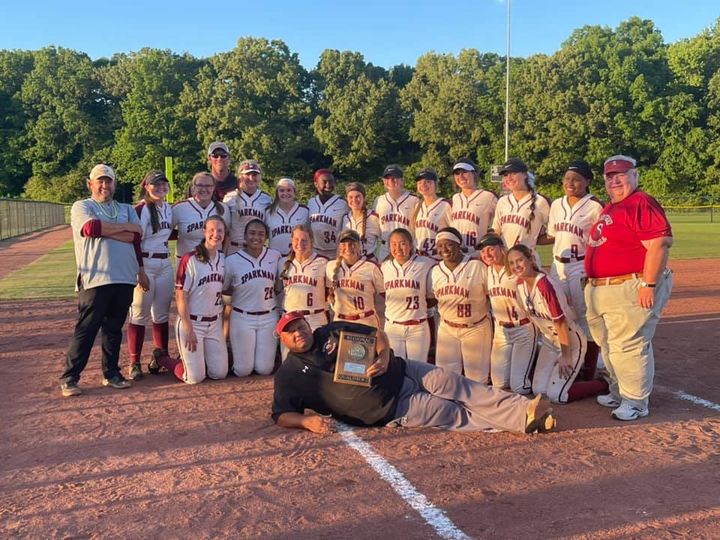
[603,155,636,175]
[276,311,306,334]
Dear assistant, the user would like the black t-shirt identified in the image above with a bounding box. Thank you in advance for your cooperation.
[214,173,238,201]
[271,322,406,427]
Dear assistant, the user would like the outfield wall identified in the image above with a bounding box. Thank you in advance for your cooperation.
[0,199,67,241]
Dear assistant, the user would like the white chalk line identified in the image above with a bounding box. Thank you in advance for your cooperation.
[337,423,472,540]
[656,384,720,413]
[658,316,720,325]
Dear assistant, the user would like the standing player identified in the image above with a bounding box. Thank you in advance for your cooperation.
[412,167,451,261]
[546,160,604,379]
[126,171,174,380]
[341,182,381,259]
[450,158,497,255]
[381,228,435,363]
[172,172,228,259]
[265,177,309,256]
[223,159,272,254]
[206,141,237,200]
[277,223,329,359]
[171,215,229,384]
[373,165,419,260]
[326,230,385,328]
[493,158,551,257]
[307,169,348,259]
[478,233,536,395]
[508,245,607,403]
[224,219,282,376]
[431,227,492,382]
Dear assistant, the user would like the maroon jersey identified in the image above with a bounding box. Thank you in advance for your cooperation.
[585,190,671,278]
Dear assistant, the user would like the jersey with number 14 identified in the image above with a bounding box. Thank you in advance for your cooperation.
[450,190,497,253]
[279,253,329,312]
[175,252,226,318]
[548,194,603,260]
[486,265,529,326]
[431,257,489,324]
[223,247,281,312]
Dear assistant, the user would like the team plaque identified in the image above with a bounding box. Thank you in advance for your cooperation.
[333,330,377,387]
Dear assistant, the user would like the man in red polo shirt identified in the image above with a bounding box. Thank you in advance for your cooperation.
[584,155,673,421]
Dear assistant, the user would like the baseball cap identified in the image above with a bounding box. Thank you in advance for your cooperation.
[603,155,636,175]
[499,157,528,175]
[478,233,504,250]
[208,141,230,156]
[142,170,168,185]
[275,311,307,334]
[415,167,439,182]
[89,164,116,181]
[338,229,361,243]
[452,158,477,173]
[566,160,593,181]
[239,159,262,174]
[382,164,403,178]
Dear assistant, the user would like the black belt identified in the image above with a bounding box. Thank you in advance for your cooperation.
[498,318,530,328]
[190,314,218,322]
[555,255,585,263]
[298,308,326,315]
[233,307,276,316]
[142,252,169,259]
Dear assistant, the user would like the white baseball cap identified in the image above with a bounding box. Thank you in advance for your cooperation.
[89,164,116,181]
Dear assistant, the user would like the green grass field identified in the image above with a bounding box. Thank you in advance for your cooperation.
[1,218,718,301]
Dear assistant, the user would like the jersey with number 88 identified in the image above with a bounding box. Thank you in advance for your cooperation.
[431,256,489,324]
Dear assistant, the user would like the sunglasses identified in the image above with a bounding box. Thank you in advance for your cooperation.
[210,153,229,159]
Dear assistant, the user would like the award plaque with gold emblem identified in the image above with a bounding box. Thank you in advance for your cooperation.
[333,330,377,387]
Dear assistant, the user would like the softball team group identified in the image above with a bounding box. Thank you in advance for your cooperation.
[128,154,609,405]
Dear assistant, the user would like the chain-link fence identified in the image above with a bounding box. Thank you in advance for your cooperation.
[0,199,68,241]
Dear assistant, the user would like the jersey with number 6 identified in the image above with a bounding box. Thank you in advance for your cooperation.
[326,258,384,316]
[414,198,451,260]
[307,195,348,255]
[486,264,529,326]
[223,247,281,312]
[547,194,603,261]
[278,253,328,312]
[172,199,229,258]
[175,252,226,318]
[450,190,498,254]
[381,255,435,323]
[492,192,550,250]
[431,257,489,324]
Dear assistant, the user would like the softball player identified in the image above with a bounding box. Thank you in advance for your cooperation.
[173,215,229,384]
[412,167,451,261]
[307,169,348,259]
[450,158,498,255]
[126,171,174,380]
[493,158,551,256]
[326,229,385,328]
[478,233,536,394]
[381,228,435,362]
[223,159,272,254]
[265,177,309,256]
[431,227,492,382]
[508,244,607,403]
[373,164,419,260]
[224,219,281,376]
[341,182,381,259]
[277,223,329,359]
[547,160,603,379]
[172,172,229,259]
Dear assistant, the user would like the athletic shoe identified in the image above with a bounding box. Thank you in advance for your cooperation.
[525,395,556,434]
[596,393,621,408]
[102,375,132,389]
[148,348,169,375]
[60,381,82,397]
[611,402,649,421]
[128,362,143,381]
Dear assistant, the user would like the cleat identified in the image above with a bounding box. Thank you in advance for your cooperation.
[60,381,82,397]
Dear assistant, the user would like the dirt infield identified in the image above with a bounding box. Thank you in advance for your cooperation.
[0,225,71,279]
[1,233,719,538]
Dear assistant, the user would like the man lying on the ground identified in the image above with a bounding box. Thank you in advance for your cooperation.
[271,311,556,435]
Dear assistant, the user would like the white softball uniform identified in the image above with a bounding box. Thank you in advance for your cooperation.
[431,257,492,382]
[450,190,498,254]
[341,210,382,259]
[381,255,435,363]
[223,189,272,254]
[414,198,451,260]
[326,257,384,328]
[492,192,550,252]
[224,247,281,376]
[548,194,603,335]
[266,203,310,256]
[278,252,329,359]
[308,194,348,259]
[172,199,229,258]
[373,192,419,259]
[175,252,228,384]
[517,273,587,404]
[486,264,536,394]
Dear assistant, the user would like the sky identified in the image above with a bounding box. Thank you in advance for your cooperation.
[1,0,718,68]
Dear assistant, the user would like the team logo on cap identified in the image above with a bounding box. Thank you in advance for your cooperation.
[324,336,338,355]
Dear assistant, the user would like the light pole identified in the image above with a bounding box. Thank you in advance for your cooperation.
[504,0,511,161]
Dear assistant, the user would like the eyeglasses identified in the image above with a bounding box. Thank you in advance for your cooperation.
[210,153,228,159]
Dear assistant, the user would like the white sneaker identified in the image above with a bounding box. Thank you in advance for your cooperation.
[611,402,649,421]
[596,393,621,408]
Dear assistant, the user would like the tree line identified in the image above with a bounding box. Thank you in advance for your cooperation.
[1,16,719,205]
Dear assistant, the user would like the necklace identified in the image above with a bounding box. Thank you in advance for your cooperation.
[93,199,119,219]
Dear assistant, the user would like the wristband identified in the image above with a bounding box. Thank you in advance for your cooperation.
[640,280,656,288]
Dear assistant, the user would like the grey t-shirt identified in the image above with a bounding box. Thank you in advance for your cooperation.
[71,198,140,290]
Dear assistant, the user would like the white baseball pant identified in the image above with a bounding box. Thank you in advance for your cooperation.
[175,317,228,384]
[229,311,279,376]
[490,322,537,395]
[385,320,431,363]
[436,318,492,383]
